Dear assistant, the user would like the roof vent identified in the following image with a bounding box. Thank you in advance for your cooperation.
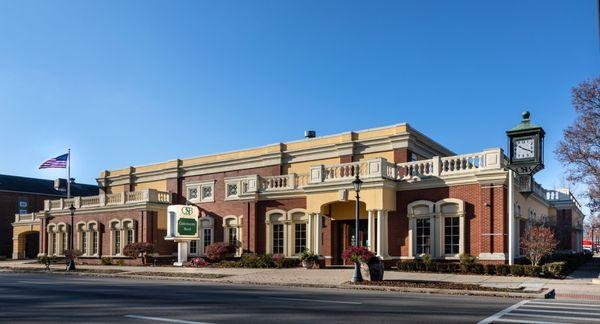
[304,130,316,139]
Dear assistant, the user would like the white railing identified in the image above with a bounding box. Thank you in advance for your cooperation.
[546,189,582,209]
[323,161,369,181]
[14,212,40,223]
[44,189,172,211]
[396,159,436,180]
[440,152,485,175]
[261,175,293,191]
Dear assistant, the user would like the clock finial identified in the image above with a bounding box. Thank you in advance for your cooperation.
[522,110,530,121]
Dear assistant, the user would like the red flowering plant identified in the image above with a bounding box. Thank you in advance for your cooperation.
[273,254,285,268]
[342,246,373,264]
[190,257,208,267]
[204,242,236,262]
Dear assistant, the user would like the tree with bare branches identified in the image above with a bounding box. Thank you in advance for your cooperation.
[555,76,600,215]
[521,225,558,266]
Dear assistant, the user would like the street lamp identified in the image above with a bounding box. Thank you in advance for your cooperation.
[352,174,363,283]
[67,204,76,271]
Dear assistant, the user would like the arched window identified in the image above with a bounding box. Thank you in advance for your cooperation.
[264,209,309,257]
[123,219,135,246]
[436,199,465,257]
[47,224,57,256]
[110,220,121,256]
[77,222,87,256]
[189,215,214,256]
[223,215,243,256]
[57,223,68,256]
[289,209,309,255]
[88,222,99,256]
[266,210,286,255]
[407,201,434,258]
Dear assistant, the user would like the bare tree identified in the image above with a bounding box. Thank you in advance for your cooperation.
[555,76,600,215]
[521,225,558,266]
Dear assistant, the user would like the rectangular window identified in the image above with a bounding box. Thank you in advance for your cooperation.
[444,217,460,255]
[273,224,284,254]
[416,218,430,255]
[203,228,212,249]
[81,232,87,255]
[294,223,306,254]
[92,232,98,255]
[189,240,198,254]
[126,230,134,245]
[188,187,198,201]
[61,232,67,254]
[228,228,237,244]
[49,233,56,255]
[114,231,121,255]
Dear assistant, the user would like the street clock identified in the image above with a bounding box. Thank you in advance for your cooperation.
[506,111,545,196]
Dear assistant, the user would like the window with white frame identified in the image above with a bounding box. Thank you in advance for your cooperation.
[265,209,309,257]
[57,224,67,256]
[226,183,238,198]
[47,224,57,255]
[223,215,242,256]
[90,223,99,255]
[189,215,214,256]
[110,220,121,256]
[408,199,465,259]
[272,224,284,254]
[443,217,459,255]
[294,223,306,254]
[189,240,198,255]
[437,199,465,258]
[77,223,87,255]
[186,181,215,203]
[415,218,430,255]
[123,220,135,246]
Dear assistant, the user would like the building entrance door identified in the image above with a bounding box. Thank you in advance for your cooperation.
[336,219,368,265]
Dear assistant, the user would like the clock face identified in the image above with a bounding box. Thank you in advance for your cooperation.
[513,138,535,160]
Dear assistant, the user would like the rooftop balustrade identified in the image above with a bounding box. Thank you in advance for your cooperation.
[13,212,41,223]
[43,189,172,212]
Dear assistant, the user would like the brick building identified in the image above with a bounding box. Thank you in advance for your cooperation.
[2,175,97,259]
[12,123,585,265]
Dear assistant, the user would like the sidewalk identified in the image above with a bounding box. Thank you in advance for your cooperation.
[2,258,600,299]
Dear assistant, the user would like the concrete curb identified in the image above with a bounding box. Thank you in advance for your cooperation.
[0,268,553,299]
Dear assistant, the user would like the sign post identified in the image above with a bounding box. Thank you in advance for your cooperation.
[165,205,199,266]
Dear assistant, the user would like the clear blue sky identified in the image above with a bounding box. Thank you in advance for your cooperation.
[0,1,598,204]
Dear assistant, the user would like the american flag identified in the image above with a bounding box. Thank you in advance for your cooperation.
[39,153,69,169]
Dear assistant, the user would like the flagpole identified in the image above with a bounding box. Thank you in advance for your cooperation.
[67,148,71,199]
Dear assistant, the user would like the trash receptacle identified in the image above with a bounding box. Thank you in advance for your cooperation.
[367,256,384,281]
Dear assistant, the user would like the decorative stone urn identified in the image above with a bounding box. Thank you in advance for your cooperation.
[302,260,315,269]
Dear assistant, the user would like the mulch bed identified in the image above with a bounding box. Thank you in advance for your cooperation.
[350,280,530,293]
[130,271,230,279]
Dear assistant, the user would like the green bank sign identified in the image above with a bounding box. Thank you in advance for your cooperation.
[177,218,197,236]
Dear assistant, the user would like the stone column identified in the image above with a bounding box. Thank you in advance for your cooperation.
[367,210,376,253]
[265,221,272,254]
[314,213,323,255]
[376,210,389,258]
[306,213,313,253]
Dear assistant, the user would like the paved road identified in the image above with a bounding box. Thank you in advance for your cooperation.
[0,272,524,323]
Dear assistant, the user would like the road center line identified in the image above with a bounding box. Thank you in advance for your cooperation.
[262,297,362,305]
[124,315,213,324]
[477,300,530,324]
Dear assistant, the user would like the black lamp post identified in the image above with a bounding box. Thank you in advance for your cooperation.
[352,174,363,283]
[67,204,76,271]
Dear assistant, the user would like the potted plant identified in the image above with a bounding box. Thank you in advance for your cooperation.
[299,249,319,269]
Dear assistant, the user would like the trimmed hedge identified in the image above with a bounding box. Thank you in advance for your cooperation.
[215,253,301,269]
[395,253,591,279]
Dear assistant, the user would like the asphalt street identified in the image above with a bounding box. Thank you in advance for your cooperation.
[0,272,537,323]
